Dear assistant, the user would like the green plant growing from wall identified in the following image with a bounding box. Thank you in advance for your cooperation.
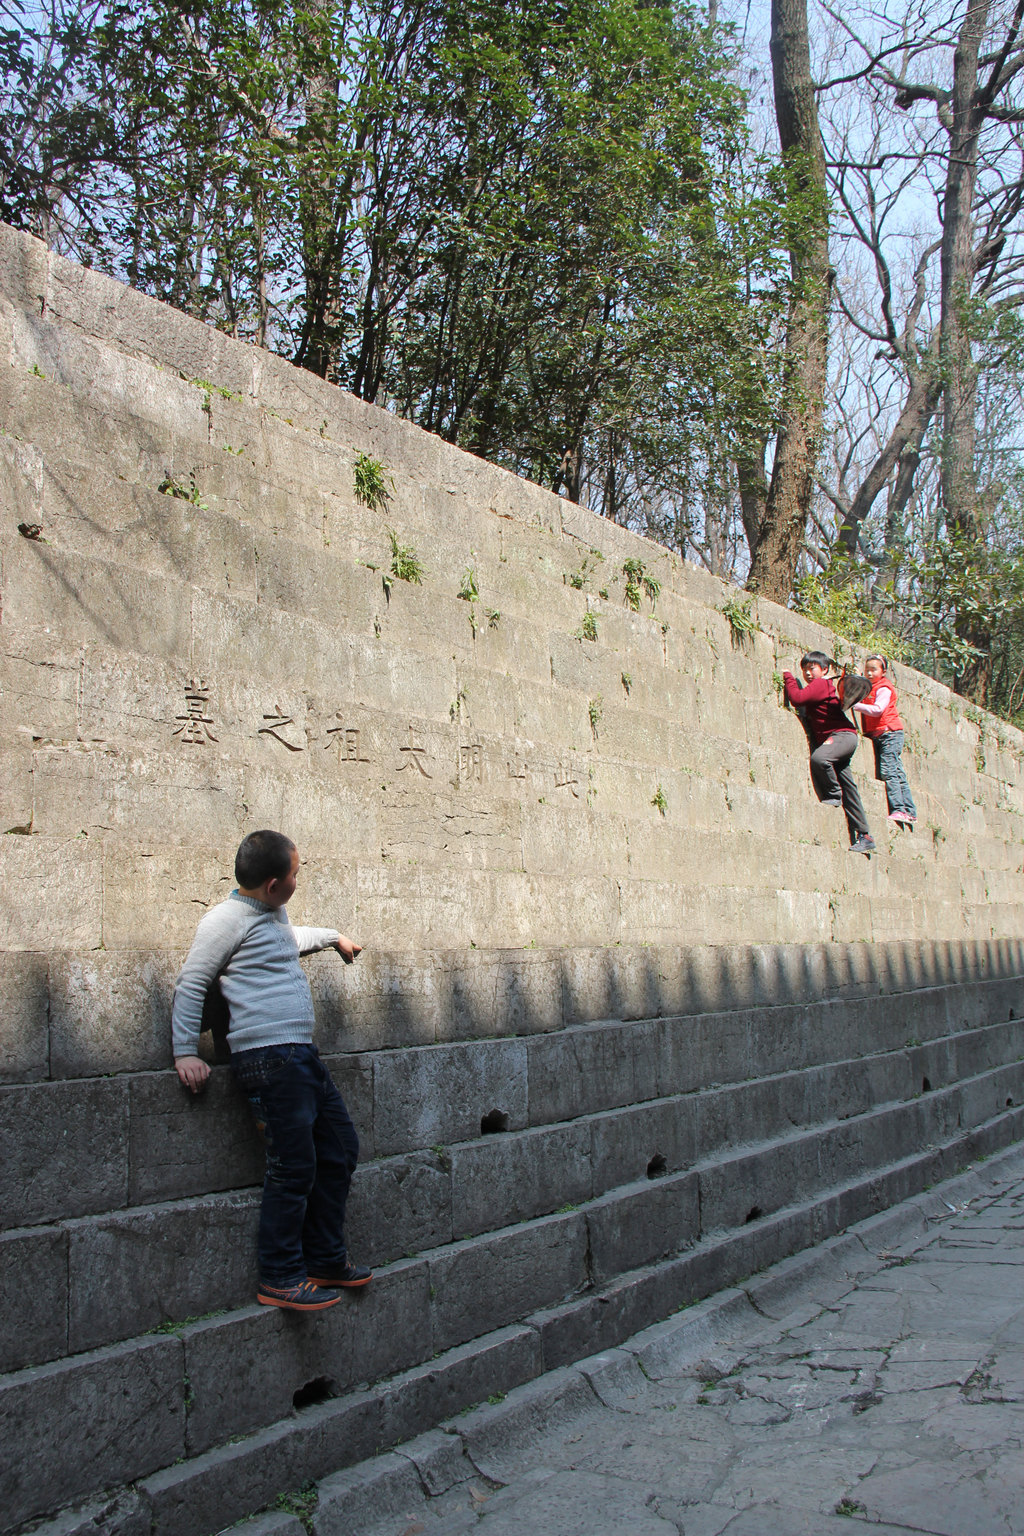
[622,557,660,611]
[158,471,207,509]
[565,556,597,590]
[720,595,758,644]
[458,567,479,601]
[354,452,394,512]
[275,1480,319,1532]
[588,697,602,736]
[651,783,668,815]
[485,608,500,629]
[386,529,424,585]
[574,611,598,642]
[621,671,632,695]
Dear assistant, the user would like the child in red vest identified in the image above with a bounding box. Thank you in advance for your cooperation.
[851,655,918,826]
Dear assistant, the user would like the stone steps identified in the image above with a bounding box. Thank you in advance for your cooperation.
[4,1013,1020,1376]
[10,1098,1024,1536]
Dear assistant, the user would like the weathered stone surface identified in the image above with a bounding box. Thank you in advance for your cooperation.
[0,1076,128,1225]
[128,1068,262,1204]
[0,949,47,1082]
[67,1193,259,1352]
[586,1173,700,1282]
[428,1212,588,1352]
[451,1121,592,1238]
[376,1324,542,1448]
[373,1037,529,1155]
[312,1453,423,1536]
[347,1150,452,1266]
[0,1224,67,1371]
[0,1335,184,1530]
[182,1259,429,1453]
[142,1391,384,1536]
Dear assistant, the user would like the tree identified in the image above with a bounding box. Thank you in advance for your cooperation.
[745,0,832,604]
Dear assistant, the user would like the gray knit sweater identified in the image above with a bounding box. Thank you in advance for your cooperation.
[171,891,339,1058]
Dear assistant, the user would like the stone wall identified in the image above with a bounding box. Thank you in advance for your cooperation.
[2,220,1024,1081]
[3,224,1024,1536]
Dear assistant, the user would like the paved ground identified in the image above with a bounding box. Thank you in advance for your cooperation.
[329,1149,1024,1536]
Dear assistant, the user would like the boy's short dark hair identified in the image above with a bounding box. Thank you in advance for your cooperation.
[801,650,834,671]
[235,830,296,888]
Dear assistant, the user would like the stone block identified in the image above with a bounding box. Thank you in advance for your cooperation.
[428,1211,588,1352]
[307,950,446,1054]
[231,1515,306,1536]
[372,1037,528,1156]
[450,1121,592,1238]
[49,950,180,1078]
[312,1453,423,1536]
[375,1324,542,1449]
[448,1366,597,1485]
[0,949,48,1082]
[0,1076,128,1225]
[586,1172,700,1282]
[129,1067,263,1204]
[142,1390,384,1536]
[0,1224,67,1372]
[448,949,563,1039]
[0,1335,184,1531]
[527,1020,637,1126]
[588,1098,697,1194]
[347,1149,452,1266]
[0,834,103,950]
[67,1193,259,1353]
[12,1487,153,1536]
[182,1259,429,1454]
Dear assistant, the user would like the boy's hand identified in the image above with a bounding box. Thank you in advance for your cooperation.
[334,934,362,964]
[175,1055,211,1093]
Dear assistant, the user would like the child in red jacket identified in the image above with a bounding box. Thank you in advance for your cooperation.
[851,655,918,826]
[782,651,876,856]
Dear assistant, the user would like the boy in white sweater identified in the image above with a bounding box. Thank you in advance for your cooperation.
[172,829,371,1311]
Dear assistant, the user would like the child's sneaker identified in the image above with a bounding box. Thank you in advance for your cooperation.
[257,1279,342,1311]
[306,1262,373,1289]
[848,835,876,856]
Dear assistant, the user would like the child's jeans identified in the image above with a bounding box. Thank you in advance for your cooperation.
[809,732,870,841]
[872,730,917,817]
[231,1043,359,1286]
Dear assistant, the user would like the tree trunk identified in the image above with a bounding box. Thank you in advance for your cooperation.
[941,0,991,701]
[746,0,831,605]
[736,434,768,560]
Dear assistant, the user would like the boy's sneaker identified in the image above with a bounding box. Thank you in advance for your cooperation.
[306,1262,373,1289]
[848,835,876,856]
[257,1279,342,1311]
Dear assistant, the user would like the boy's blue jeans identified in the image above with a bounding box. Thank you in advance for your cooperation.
[231,1043,359,1287]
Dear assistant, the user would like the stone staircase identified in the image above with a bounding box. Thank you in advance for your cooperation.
[4,945,1024,1534]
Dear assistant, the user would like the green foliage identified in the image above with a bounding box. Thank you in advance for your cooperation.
[354,454,394,513]
[588,697,602,735]
[794,565,909,661]
[622,558,660,611]
[386,529,423,585]
[621,671,632,695]
[485,608,500,629]
[651,783,667,816]
[574,611,598,642]
[458,567,479,602]
[275,1481,319,1533]
[719,594,758,643]
[158,472,207,509]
